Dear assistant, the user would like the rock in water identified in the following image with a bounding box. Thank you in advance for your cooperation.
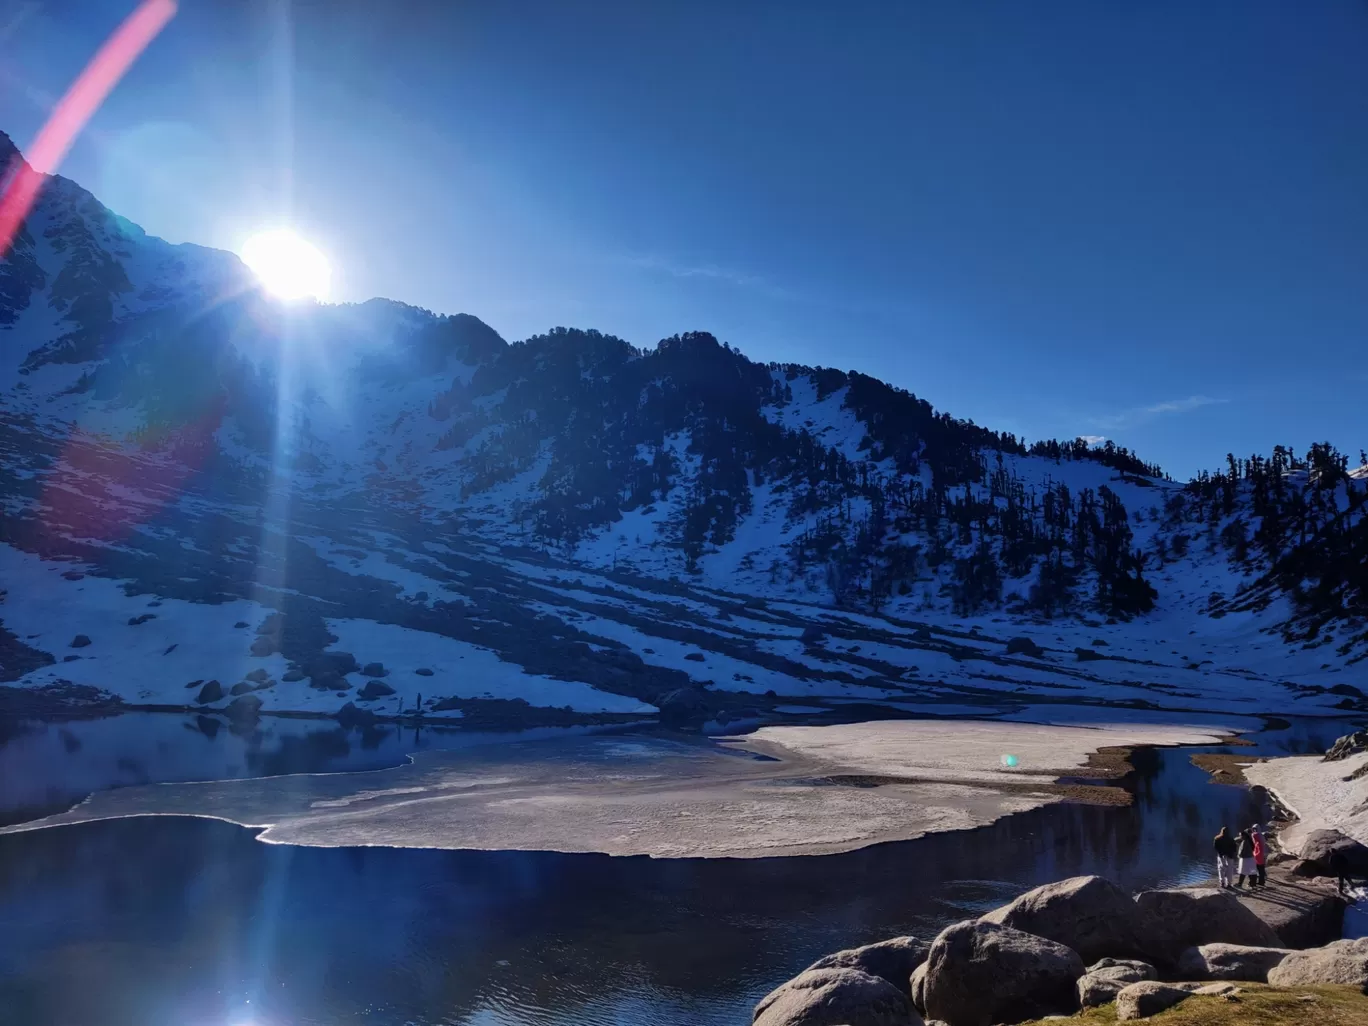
[1298,829,1368,879]
[225,694,263,723]
[806,936,929,997]
[751,967,920,1026]
[980,875,1149,964]
[1076,958,1156,1008]
[1174,943,1292,982]
[922,919,1084,1026]
[1324,730,1368,761]
[1114,981,1194,1020]
[357,679,397,700]
[1267,937,1368,990]
[1133,888,1281,961]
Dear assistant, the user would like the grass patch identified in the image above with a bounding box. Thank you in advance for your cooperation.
[1191,751,1265,785]
[1019,984,1368,1025]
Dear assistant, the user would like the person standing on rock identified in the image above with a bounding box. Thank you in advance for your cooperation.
[1250,824,1267,888]
[1213,826,1237,888]
[1236,828,1257,888]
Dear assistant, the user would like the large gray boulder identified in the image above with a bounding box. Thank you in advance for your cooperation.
[752,967,920,1026]
[1174,943,1292,982]
[1076,958,1156,1008]
[1324,730,1368,761]
[807,936,929,997]
[1114,981,1193,1021]
[909,961,927,1013]
[1133,887,1281,961]
[980,875,1149,964]
[1297,829,1368,879]
[922,919,1084,1026]
[1267,937,1368,990]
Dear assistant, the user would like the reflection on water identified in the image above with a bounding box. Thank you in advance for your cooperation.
[0,714,1360,1026]
[0,713,592,827]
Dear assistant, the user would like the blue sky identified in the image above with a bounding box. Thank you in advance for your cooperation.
[2,0,1366,479]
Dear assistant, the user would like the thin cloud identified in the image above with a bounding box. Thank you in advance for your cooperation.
[1077,434,1107,446]
[1094,395,1227,430]
[625,253,789,299]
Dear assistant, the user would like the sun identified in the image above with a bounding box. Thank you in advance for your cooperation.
[240,229,331,301]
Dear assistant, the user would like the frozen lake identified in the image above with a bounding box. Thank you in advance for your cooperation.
[0,712,1360,1025]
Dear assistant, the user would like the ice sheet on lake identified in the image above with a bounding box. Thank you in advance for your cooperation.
[2,718,1231,858]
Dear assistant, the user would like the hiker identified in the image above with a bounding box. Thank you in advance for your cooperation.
[1236,828,1256,888]
[1213,826,1237,888]
[1330,848,1350,894]
[1250,824,1267,888]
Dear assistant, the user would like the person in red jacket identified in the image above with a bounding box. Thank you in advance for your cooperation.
[1250,824,1267,888]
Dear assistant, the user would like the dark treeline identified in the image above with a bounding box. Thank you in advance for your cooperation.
[421,327,1161,618]
[1176,443,1367,653]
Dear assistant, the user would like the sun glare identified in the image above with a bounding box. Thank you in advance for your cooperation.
[240,229,332,301]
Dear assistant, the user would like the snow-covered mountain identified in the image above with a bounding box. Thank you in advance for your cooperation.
[1,129,1365,728]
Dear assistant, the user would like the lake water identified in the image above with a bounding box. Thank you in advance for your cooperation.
[0,713,1360,1026]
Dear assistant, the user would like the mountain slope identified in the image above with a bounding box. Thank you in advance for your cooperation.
[0,130,1364,727]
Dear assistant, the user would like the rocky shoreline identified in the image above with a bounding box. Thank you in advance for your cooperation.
[758,731,1368,1026]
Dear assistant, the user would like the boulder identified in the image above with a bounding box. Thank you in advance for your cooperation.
[1174,943,1292,982]
[1133,887,1281,961]
[229,681,255,696]
[909,962,927,1013]
[415,667,434,676]
[357,679,396,700]
[980,875,1149,964]
[245,668,269,683]
[807,936,929,997]
[225,694,263,723]
[335,702,377,729]
[361,661,388,678]
[1114,981,1193,1020]
[752,967,919,1026]
[1191,982,1241,997]
[657,686,711,726]
[1005,637,1043,658]
[1242,864,1347,947]
[1297,829,1368,879]
[922,919,1084,1026]
[1076,958,1156,1008]
[1324,730,1368,762]
[281,670,305,682]
[1267,937,1368,990]
[195,679,225,704]
[70,634,91,648]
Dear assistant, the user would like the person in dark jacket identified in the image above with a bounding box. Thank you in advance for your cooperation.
[1330,847,1350,894]
[1213,826,1238,888]
[1236,829,1256,888]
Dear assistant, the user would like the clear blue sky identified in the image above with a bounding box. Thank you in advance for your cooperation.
[3,0,1367,478]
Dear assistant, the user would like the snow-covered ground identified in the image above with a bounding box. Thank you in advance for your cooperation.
[1,135,1363,724]
[1245,750,1368,852]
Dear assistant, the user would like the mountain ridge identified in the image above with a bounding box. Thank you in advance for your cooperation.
[0,130,1364,727]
